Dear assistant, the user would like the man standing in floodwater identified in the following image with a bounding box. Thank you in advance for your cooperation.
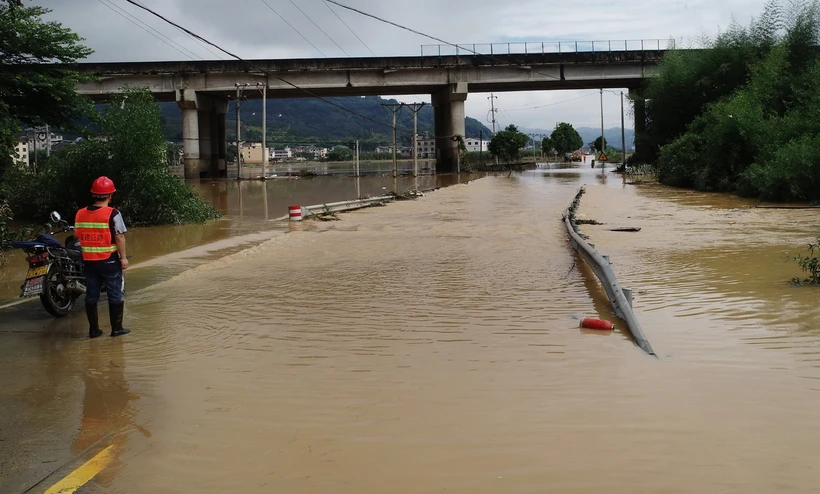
[75,176,131,338]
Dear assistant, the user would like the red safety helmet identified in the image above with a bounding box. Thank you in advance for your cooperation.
[90,176,116,195]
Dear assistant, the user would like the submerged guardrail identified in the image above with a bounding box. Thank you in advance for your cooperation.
[564,187,656,357]
[303,196,394,216]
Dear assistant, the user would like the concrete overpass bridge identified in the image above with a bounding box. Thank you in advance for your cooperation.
[74,44,665,178]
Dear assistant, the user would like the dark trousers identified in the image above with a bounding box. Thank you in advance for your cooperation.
[84,258,124,303]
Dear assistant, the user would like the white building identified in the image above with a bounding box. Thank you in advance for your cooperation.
[269,147,292,161]
[12,141,29,167]
[463,138,489,152]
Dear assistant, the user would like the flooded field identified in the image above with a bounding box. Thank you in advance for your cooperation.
[1,165,819,493]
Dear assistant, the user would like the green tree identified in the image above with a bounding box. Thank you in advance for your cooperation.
[488,125,529,164]
[327,146,354,161]
[0,3,93,175]
[550,122,583,155]
[647,1,820,201]
[3,87,219,226]
[592,136,607,153]
[540,136,554,154]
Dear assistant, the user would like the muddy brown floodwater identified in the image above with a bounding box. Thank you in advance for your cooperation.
[2,166,820,493]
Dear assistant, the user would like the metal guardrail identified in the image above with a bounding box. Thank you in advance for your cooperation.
[421,39,675,58]
[303,196,395,216]
[564,187,656,357]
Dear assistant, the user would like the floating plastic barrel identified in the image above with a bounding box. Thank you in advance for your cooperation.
[581,318,614,330]
[289,205,303,222]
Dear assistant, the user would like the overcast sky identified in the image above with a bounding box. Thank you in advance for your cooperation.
[38,0,769,131]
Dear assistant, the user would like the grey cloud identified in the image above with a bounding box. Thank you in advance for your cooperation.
[36,0,769,128]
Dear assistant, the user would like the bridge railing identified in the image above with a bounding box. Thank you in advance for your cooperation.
[420,39,676,58]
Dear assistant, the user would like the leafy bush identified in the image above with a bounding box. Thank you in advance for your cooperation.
[643,1,820,202]
[793,235,820,285]
[3,87,219,227]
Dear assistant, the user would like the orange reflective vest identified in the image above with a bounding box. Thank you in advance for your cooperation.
[75,207,117,261]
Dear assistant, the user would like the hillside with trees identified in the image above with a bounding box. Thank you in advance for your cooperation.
[158,96,493,149]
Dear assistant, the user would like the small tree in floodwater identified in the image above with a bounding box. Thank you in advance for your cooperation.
[488,125,529,165]
[793,235,820,285]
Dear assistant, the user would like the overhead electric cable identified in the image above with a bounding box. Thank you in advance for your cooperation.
[504,93,596,111]
[287,0,350,56]
[258,0,327,57]
[121,0,410,135]
[123,0,226,59]
[323,0,628,93]
[97,0,200,60]
[323,0,376,56]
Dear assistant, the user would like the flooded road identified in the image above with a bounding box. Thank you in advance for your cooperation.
[2,166,820,493]
[0,174,457,305]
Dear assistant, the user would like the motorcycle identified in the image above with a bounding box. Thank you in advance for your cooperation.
[10,211,87,317]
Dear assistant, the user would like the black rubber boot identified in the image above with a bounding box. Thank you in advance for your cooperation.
[109,301,130,337]
[86,302,103,339]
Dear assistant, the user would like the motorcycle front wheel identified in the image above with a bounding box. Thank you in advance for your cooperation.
[40,264,77,317]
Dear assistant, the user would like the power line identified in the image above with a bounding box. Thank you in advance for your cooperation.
[96,0,200,60]
[323,0,376,56]
[287,0,350,56]
[122,0,226,59]
[505,92,598,112]
[323,0,623,93]
[121,0,409,136]
[258,0,327,57]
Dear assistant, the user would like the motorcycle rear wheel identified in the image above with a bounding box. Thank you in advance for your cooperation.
[40,264,77,317]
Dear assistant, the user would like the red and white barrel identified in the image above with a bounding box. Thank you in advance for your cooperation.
[289,205,303,222]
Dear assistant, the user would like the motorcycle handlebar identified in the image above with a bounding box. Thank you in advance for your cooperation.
[49,225,75,235]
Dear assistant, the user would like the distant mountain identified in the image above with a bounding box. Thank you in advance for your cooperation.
[521,126,635,151]
[158,96,493,147]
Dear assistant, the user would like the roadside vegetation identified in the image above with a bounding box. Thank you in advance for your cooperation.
[1,3,219,253]
[792,234,820,285]
[488,125,529,165]
[635,0,820,202]
[544,122,583,157]
[3,87,220,230]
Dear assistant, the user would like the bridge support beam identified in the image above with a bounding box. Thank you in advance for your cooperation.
[176,89,206,179]
[433,83,468,173]
[176,90,228,178]
[215,99,227,177]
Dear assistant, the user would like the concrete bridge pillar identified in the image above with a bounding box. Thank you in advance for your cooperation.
[176,89,206,179]
[432,82,468,173]
[215,99,227,177]
[198,100,212,177]
[176,90,229,178]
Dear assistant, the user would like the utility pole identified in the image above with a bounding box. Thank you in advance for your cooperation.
[407,103,425,177]
[260,82,267,180]
[355,139,360,177]
[45,124,51,158]
[599,88,605,165]
[355,139,360,198]
[235,83,245,180]
[488,94,498,134]
[381,102,404,178]
[620,91,626,170]
[479,129,483,164]
[488,94,498,164]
